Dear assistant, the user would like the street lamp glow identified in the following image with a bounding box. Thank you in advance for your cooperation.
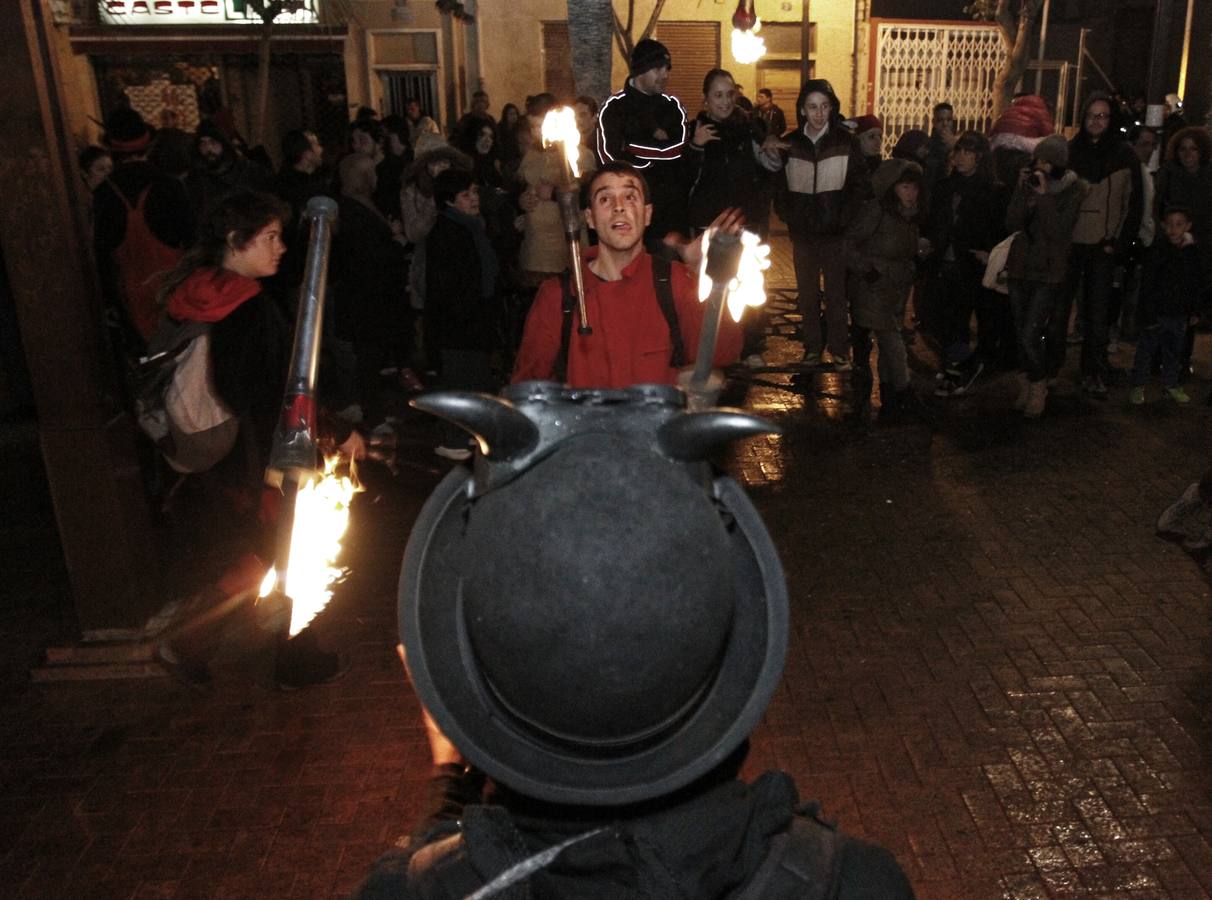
[731,19,766,64]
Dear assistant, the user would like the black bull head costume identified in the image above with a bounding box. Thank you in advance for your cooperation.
[400,382,789,806]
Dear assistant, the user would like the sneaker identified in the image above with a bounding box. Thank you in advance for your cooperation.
[801,351,821,366]
[1082,375,1108,396]
[934,378,959,398]
[831,352,852,372]
[398,368,425,392]
[435,445,472,461]
[1165,386,1191,404]
[744,353,765,369]
[1129,386,1146,405]
[949,361,985,396]
[153,643,214,695]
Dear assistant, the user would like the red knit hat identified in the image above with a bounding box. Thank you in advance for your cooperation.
[853,114,881,135]
[990,95,1055,153]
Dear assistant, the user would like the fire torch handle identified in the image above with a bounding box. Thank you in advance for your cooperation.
[689,231,744,389]
[287,196,338,397]
[557,189,592,335]
[266,196,338,483]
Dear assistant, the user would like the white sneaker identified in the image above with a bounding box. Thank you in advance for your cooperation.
[434,445,472,461]
[744,353,765,369]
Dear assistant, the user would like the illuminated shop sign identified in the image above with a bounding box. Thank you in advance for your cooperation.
[99,0,319,26]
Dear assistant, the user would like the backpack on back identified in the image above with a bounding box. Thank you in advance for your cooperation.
[133,319,239,474]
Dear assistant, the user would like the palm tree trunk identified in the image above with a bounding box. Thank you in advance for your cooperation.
[566,0,615,102]
[992,0,1044,119]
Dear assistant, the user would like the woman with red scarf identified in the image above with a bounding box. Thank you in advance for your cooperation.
[152,190,365,692]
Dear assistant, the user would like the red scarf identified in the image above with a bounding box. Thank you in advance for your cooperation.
[167,267,260,323]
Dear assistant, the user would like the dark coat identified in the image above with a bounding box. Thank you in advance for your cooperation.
[332,197,410,342]
[355,771,914,899]
[425,211,498,353]
[926,169,1006,265]
[597,81,689,235]
[685,111,765,230]
[1137,237,1207,327]
[847,159,922,331]
[1006,172,1088,284]
[776,125,871,239]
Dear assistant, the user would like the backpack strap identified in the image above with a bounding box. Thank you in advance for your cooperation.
[650,255,686,368]
[729,811,842,900]
[553,271,576,383]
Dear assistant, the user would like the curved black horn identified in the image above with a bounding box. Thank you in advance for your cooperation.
[411,392,539,460]
[658,410,780,461]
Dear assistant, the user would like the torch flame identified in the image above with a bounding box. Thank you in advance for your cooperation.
[698,229,771,322]
[258,455,358,637]
[541,106,582,179]
[731,19,766,64]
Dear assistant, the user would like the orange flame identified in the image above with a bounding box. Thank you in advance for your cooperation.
[698,229,771,321]
[541,106,582,179]
[258,456,358,637]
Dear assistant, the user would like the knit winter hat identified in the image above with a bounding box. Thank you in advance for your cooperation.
[853,114,881,135]
[630,38,672,77]
[990,94,1054,154]
[103,108,153,153]
[1033,133,1069,168]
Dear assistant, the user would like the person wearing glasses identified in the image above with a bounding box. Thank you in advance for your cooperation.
[1051,92,1143,396]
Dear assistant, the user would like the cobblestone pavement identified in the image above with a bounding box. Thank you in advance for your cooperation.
[2,234,1212,898]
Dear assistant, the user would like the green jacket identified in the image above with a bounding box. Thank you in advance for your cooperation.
[1005,171,1088,284]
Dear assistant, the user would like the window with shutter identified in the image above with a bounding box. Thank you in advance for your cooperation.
[541,22,576,103]
[652,21,720,114]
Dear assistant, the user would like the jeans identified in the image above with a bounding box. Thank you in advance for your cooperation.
[929,258,982,364]
[792,236,849,358]
[1008,278,1058,382]
[1131,316,1187,387]
[1052,243,1114,378]
[852,324,909,391]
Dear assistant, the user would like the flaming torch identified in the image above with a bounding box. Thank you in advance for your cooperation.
[259,196,359,637]
[685,228,771,410]
[731,0,766,64]
[541,106,592,335]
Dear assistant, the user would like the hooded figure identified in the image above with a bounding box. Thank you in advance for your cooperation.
[185,120,272,220]
[767,78,872,368]
[846,159,925,419]
[1052,91,1143,393]
[356,385,915,899]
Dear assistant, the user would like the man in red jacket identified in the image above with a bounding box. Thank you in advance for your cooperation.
[512,162,743,389]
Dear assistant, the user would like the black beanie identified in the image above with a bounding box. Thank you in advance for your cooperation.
[630,38,672,77]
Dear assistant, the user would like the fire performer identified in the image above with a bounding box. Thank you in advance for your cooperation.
[152,190,365,692]
[511,162,744,389]
[357,387,913,897]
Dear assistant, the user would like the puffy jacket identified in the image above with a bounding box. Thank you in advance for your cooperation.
[776,125,871,238]
[1005,171,1088,284]
[846,159,921,330]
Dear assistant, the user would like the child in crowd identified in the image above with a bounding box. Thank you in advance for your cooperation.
[1129,206,1206,405]
[846,158,927,422]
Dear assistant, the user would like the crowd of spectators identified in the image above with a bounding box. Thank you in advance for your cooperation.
[82,51,1212,467]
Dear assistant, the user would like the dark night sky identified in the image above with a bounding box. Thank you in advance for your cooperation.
[870,0,972,19]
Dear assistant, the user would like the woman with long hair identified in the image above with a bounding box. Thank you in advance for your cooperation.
[153,190,364,692]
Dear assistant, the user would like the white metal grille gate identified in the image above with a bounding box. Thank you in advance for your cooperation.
[867,20,1007,158]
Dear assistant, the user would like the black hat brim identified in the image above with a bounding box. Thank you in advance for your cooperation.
[398,468,788,807]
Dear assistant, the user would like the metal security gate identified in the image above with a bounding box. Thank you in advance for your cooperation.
[867,19,1007,157]
[380,71,440,120]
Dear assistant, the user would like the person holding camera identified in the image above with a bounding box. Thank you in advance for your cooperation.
[1005,135,1089,418]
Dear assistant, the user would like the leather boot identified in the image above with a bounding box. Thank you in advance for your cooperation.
[1013,372,1030,411]
[1023,380,1047,419]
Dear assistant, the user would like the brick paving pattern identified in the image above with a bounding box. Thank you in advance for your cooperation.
[2,234,1212,897]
